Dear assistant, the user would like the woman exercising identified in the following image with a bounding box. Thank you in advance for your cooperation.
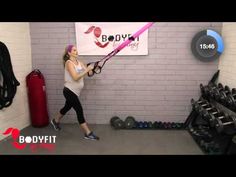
[51,44,99,140]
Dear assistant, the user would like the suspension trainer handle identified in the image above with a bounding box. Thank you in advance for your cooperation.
[86,50,117,77]
[87,62,102,77]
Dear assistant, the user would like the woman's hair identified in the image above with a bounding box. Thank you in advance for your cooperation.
[62,45,74,67]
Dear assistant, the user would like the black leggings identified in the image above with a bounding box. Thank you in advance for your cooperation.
[60,87,85,124]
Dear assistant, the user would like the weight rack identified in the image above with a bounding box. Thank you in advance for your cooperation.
[188,82,236,155]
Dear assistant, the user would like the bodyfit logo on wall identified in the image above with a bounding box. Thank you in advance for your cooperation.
[84,25,140,49]
[84,26,110,48]
[1,127,56,153]
[76,22,149,55]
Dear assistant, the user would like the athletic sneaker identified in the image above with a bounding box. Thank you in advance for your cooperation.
[51,119,61,131]
[84,132,100,140]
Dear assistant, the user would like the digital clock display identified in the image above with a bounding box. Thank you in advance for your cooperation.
[191,29,224,62]
[199,44,215,50]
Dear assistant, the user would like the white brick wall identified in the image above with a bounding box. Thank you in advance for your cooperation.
[30,22,222,124]
[218,23,236,88]
[0,23,32,141]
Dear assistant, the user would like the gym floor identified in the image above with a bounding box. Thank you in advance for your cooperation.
[0,124,203,155]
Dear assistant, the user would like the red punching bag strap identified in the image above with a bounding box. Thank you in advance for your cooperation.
[28,69,43,79]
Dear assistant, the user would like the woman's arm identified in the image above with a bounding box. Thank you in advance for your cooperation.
[66,61,93,81]
[80,60,93,76]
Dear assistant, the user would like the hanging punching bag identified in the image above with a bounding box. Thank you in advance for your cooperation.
[26,69,49,127]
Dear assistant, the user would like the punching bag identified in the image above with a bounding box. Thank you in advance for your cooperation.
[26,69,49,127]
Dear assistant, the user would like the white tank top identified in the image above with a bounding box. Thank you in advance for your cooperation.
[64,60,85,96]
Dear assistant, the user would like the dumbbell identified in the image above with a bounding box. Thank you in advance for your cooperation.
[218,85,231,104]
[143,121,148,129]
[198,105,220,118]
[197,103,214,114]
[153,121,158,129]
[200,83,222,98]
[173,122,183,129]
[200,83,223,99]
[215,115,236,133]
[138,121,144,129]
[153,121,162,129]
[124,116,136,129]
[189,125,209,136]
[192,125,210,134]
[196,104,214,114]
[199,106,221,118]
[165,122,172,129]
[134,121,139,129]
[199,107,221,125]
[162,122,171,129]
[171,122,177,129]
[191,129,212,142]
[157,121,164,129]
[208,144,221,155]
[207,112,230,128]
[110,116,125,129]
[200,140,220,154]
[208,83,224,99]
[162,122,167,129]
[191,98,210,112]
[191,98,208,106]
[214,85,230,102]
[159,121,164,129]
[226,88,236,110]
[174,122,184,129]
[148,121,153,129]
[200,84,210,98]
